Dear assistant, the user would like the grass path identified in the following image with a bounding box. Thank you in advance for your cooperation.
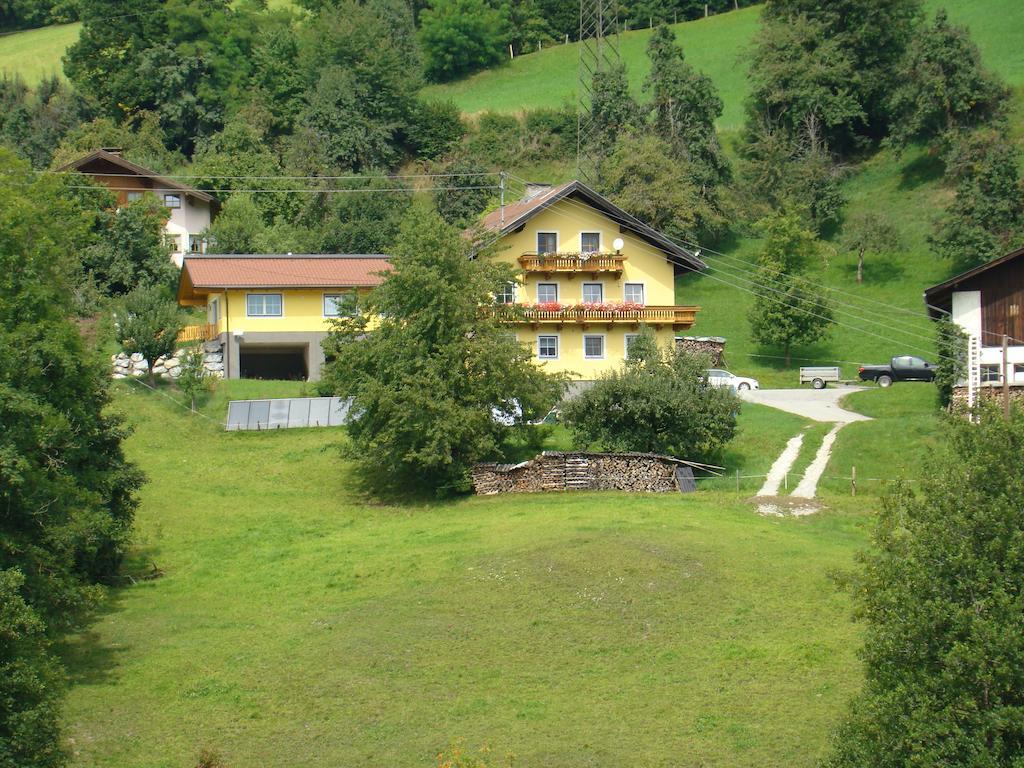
[60,382,868,767]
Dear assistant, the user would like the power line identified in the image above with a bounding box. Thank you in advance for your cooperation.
[45,170,502,181]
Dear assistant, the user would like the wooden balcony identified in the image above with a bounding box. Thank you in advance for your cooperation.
[518,252,627,278]
[495,304,699,330]
[177,323,218,343]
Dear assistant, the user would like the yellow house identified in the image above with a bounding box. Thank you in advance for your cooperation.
[177,254,390,380]
[176,181,704,381]
[476,180,704,379]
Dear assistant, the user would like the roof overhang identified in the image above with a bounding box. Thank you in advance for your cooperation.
[923,245,1024,319]
[59,150,217,205]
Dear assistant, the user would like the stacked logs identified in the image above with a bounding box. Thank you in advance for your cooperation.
[471,452,687,495]
[676,336,726,366]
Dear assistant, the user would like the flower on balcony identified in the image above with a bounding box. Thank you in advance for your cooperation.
[531,301,565,312]
[516,300,646,314]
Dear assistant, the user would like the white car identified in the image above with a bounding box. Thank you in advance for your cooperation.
[706,368,760,391]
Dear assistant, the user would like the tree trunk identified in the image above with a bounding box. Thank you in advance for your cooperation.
[857,248,865,284]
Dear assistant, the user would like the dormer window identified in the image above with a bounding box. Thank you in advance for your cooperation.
[163,193,182,209]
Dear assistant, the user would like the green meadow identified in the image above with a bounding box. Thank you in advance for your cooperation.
[57,380,885,767]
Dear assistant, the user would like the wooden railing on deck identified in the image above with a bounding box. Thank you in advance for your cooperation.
[177,323,217,343]
[494,305,699,327]
[518,252,627,275]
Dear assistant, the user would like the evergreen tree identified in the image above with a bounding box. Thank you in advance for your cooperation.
[827,408,1024,767]
[643,25,729,189]
[320,204,564,495]
[1,151,142,765]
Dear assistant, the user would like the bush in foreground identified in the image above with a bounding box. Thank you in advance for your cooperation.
[827,407,1024,766]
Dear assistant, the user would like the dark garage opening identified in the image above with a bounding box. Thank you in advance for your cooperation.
[239,346,308,380]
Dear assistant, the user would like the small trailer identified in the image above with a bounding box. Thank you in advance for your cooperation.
[798,366,841,389]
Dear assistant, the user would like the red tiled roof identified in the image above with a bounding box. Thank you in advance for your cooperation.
[477,180,574,232]
[178,255,392,304]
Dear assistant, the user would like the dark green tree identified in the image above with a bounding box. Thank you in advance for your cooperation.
[80,195,176,296]
[1,152,142,764]
[602,132,726,243]
[827,408,1024,767]
[204,193,267,254]
[887,9,1009,152]
[760,0,922,143]
[320,204,564,494]
[589,63,639,163]
[435,155,495,228]
[930,128,1024,271]
[562,341,739,460]
[114,286,184,385]
[644,25,729,189]
[419,0,507,82]
[176,346,212,412]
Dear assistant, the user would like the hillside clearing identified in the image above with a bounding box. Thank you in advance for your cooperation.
[0,22,79,85]
[60,382,868,767]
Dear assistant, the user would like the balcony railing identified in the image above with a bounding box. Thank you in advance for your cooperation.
[494,303,699,328]
[518,252,626,277]
[177,323,218,343]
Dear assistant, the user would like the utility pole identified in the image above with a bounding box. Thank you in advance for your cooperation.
[1003,333,1010,420]
[499,171,506,228]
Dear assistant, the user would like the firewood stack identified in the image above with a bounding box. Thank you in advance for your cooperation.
[675,336,726,366]
[471,452,697,495]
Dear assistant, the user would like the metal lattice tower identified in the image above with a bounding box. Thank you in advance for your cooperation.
[576,0,621,184]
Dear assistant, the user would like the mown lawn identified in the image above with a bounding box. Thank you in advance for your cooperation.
[60,381,870,767]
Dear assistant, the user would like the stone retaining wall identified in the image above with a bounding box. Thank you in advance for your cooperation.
[471,451,691,495]
[951,384,1024,410]
[111,340,225,380]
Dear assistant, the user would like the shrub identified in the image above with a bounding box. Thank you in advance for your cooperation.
[562,332,739,461]
[406,99,466,160]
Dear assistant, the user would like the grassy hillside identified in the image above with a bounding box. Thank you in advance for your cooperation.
[427,0,1024,128]
[0,22,79,85]
[425,6,760,130]
[60,381,868,767]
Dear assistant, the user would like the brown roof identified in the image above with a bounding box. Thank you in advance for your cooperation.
[476,180,706,270]
[58,149,216,203]
[924,245,1024,317]
[178,254,392,304]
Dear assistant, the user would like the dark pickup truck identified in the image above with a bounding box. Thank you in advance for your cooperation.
[858,355,936,387]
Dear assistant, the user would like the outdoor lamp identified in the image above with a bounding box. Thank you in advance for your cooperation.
[612,237,624,252]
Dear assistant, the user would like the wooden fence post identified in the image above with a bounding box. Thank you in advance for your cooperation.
[851,466,857,497]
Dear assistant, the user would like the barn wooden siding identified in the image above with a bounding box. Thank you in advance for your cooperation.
[975,264,1024,342]
[471,452,696,495]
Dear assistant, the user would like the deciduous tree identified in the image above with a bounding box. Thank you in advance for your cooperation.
[115,286,184,385]
[840,212,902,285]
[827,408,1024,767]
[320,205,564,494]
[419,0,507,82]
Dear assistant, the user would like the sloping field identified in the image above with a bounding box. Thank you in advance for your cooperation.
[0,22,79,84]
[60,383,866,767]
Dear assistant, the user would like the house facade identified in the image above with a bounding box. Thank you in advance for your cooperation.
[177,254,391,380]
[175,181,704,382]
[477,180,705,379]
[925,245,1024,383]
[60,149,217,267]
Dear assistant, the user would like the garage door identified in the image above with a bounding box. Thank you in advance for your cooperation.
[239,347,308,380]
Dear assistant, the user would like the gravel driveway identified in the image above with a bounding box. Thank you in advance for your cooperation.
[739,387,872,423]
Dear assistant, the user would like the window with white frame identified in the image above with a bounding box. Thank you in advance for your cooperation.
[537,232,558,255]
[583,335,605,359]
[188,234,205,254]
[247,293,283,317]
[164,234,181,252]
[323,292,357,317]
[582,282,604,303]
[163,193,182,209]
[624,282,645,304]
[126,191,144,202]
[536,283,558,303]
[495,281,516,304]
[581,232,601,253]
[537,335,558,359]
